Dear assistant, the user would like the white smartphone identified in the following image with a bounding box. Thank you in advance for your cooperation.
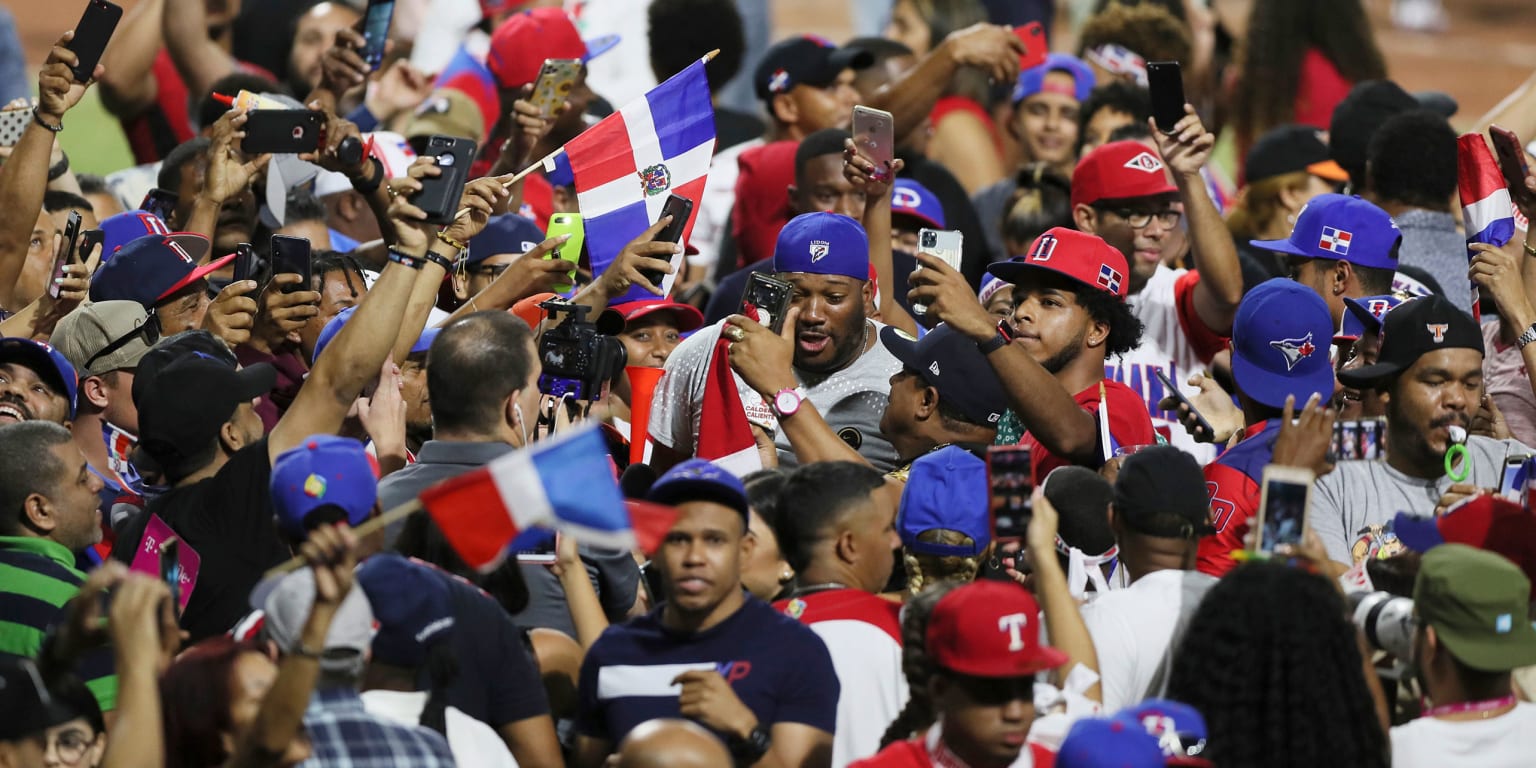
[1253,465,1314,555]
[913,228,963,316]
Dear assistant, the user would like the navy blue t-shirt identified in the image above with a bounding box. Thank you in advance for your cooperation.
[575,594,838,744]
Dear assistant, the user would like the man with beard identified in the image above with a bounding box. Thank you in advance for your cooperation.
[0,339,78,427]
[911,228,1154,483]
[652,212,903,472]
[1310,295,1536,566]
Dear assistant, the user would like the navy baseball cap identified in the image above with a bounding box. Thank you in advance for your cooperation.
[1056,717,1166,768]
[1113,699,1213,766]
[753,35,873,101]
[270,435,378,540]
[90,233,231,308]
[647,459,750,521]
[1012,53,1095,105]
[1249,194,1400,270]
[468,214,545,265]
[1229,279,1335,410]
[891,178,946,230]
[880,324,1007,427]
[772,212,870,281]
[897,446,990,556]
[0,338,79,420]
[1335,294,1405,345]
[356,553,457,668]
[1338,295,1484,389]
[0,657,78,741]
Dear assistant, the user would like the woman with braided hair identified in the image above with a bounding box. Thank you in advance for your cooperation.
[879,582,961,748]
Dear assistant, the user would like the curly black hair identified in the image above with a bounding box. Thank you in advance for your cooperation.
[1076,81,1151,156]
[1367,110,1457,211]
[1166,562,1388,768]
[646,0,745,91]
[1076,281,1144,358]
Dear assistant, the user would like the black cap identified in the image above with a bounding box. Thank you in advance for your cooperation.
[1329,80,1417,184]
[1112,446,1213,540]
[0,657,77,741]
[1337,295,1484,389]
[1043,466,1116,556]
[753,35,873,101]
[880,324,1007,427]
[1244,124,1349,184]
[135,356,275,474]
[131,330,240,408]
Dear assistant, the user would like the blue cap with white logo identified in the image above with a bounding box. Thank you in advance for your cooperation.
[1249,193,1401,270]
[468,214,545,265]
[1230,279,1336,410]
[891,178,945,230]
[648,458,750,521]
[772,212,870,281]
[1335,294,1405,344]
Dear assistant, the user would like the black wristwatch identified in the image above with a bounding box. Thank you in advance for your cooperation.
[977,321,1013,355]
[728,725,771,766]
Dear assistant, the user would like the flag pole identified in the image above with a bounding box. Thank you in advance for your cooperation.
[263,498,424,578]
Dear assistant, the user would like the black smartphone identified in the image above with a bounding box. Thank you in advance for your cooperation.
[140,188,178,223]
[159,537,181,618]
[986,444,1033,544]
[642,194,693,288]
[741,272,793,335]
[1490,125,1536,210]
[414,135,476,225]
[1147,61,1186,135]
[233,242,262,287]
[640,560,668,605]
[65,0,123,83]
[48,211,83,299]
[1153,368,1214,440]
[78,228,104,264]
[240,110,326,154]
[269,234,312,292]
[360,0,395,72]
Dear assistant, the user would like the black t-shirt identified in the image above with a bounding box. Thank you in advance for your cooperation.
[434,568,550,729]
[111,439,290,643]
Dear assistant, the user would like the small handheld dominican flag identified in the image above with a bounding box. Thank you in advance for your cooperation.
[554,57,716,303]
[418,426,632,572]
[1457,133,1516,321]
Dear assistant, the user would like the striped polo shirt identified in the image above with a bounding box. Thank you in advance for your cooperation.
[0,536,117,711]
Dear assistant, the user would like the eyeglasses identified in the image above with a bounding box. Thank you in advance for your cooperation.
[85,311,160,373]
[1100,207,1182,230]
[48,727,96,765]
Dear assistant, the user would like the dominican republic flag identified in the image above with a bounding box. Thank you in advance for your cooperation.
[556,58,716,303]
[695,325,765,477]
[419,427,646,571]
[1319,226,1352,255]
[1458,133,1517,255]
[1096,263,1123,294]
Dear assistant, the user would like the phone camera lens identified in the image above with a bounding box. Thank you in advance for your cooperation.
[439,155,455,167]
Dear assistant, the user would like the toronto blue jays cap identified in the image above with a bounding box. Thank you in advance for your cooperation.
[90,233,231,308]
[988,227,1129,298]
[897,445,991,557]
[880,324,1007,427]
[1230,279,1335,410]
[270,435,378,540]
[772,211,870,281]
[356,553,456,668]
[468,214,545,265]
[648,458,750,521]
[1249,193,1400,270]
[1112,699,1213,766]
[1056,717,1166,768]
[1338,294,1484,389]
[753,35,873,101]
[891,178,946,230]
[0,338,78,420]
[1335,294,1405,345]
[1012,53,1095,105]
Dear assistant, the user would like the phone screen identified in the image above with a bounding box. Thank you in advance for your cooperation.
[1152,367,1214,437]
[361,0,395,70]
[1147,61,1186,134]
[1501,456,1529,499]
[140,188,178,224]
[1256,470,1311,554]
[987,445,1033,542]
[914,229,962,315]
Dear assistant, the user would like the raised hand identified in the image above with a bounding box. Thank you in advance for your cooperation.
[907,252,996,340]
[725,307,800,398]
[502,83,563,168]
[319,26,372,97]
[442,177,512,245]
[203,111,272,205]
[1271,393,1337,476]
[843,137,905,194]
[201,279,261,347]
[384,156,444,254]
[357,358,406,458]
[1469,242,1535,330]
[37,31,103,127]
[943,23,1026,83]
[593,216,681,298]
[367,59,432,124]
[252,273,324,350]
[1150,105,1216,179]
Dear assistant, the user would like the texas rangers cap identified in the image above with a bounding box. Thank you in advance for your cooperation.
[1249,193,1400,270]
[1070,140,1177,209]
[1337,295,1483,389]
[891,178,946,230]
[897,445,991,557]
[1334,294,1405,345]
[1229,279,1335,410]
[1012,53,1095,105]
[926,580,1069,677]
[753,35,873,101]
[485,7,619,89]
[90,233,230,308]
[0,338,78,420]
[1393,496,1536,600]
[772,212,870,281]
[270,435,379,540]
[987,227,1129,298]
[881,324,1007,428]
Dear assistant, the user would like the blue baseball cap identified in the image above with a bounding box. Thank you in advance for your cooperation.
[1335,294,1405,344]
[313,307,438,364]
[468,214,545,265]
[355,553,456,668]
[891,179,945,230]
[0,338,78,420]
[880,324,1007,427]
[647,459,750,521]
[1230,279,1335,410]
[772,212,869,281]
[1057,717,1166,768]
[270,435,378,540]
[1112,699,1212,766]
[90,233,229,308]
[897,446,990,556]
[1012,53,1095,104]
[97,210,200,263]
[1249,194,1400,270]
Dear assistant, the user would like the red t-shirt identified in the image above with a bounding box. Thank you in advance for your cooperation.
[731,140,797,268]
[1293,48,1354,131]
[121,50,275,165]
[850,737,1055,768]
[1021,379,1156,484]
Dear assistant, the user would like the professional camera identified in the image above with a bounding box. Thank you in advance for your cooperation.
[537,300,627,402]
[1349,590,1416,660]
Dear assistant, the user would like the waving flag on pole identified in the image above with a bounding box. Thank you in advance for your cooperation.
[418,426,632,571]
[556,58,716,303]
[1457,133,1517,321]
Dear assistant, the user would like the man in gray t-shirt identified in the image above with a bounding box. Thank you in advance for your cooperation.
[1310,294,1534,565]
[649,212,902,472]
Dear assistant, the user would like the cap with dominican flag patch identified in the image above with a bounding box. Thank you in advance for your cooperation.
[986,227,1129,299]
[89,233,228,309]
[752,35,873,101]
[1249,193,1400,270]
[1070,139,1177,209]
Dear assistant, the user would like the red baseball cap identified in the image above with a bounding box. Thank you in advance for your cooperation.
[609,299,704,333]
[986,227,1130,298]
[926,581,1068,678]
[1394,495,1536,598]
[486,8,618,90]
[1070,139,1178,209]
